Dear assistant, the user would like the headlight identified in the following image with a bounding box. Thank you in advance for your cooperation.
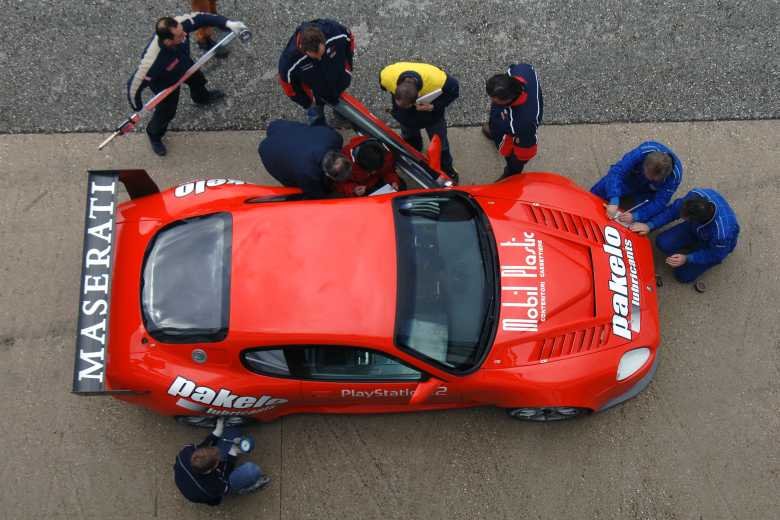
[617,348,651,381]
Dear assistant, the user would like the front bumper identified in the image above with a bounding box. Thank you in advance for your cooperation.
[598,354,659,411]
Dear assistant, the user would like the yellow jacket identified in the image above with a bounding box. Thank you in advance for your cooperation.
[379,62,448,95]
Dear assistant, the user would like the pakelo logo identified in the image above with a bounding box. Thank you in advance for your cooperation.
[168,376,287,416]
[603,226,641,340]
[174,178,245,198]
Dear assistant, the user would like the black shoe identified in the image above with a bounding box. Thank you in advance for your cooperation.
[197,38,230,58]
[444,167,460,184]
[149,139,166,157]
[194,90,225,106]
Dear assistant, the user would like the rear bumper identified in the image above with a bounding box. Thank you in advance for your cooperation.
[598,354,659,411]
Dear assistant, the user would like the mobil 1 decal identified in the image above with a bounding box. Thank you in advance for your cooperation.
[602,226,641,340]
[499,231,547,333]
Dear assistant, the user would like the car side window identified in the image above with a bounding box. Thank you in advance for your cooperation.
[242,346,422,381]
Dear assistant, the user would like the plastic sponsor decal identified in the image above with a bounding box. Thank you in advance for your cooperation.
[603,226,641,340]
[499,231,547,333]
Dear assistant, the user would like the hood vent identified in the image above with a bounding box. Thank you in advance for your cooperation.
[531,323,610,362]
[524,204,604,245]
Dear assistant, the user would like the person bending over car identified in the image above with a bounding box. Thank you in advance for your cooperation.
[630,188,739,283]
[174,417,270,505]
[334,136,403,196]
[591,141,683,224]
[258,119,352,198]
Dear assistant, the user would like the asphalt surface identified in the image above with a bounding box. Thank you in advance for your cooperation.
[1,120,778,519]
[1,0,778,134]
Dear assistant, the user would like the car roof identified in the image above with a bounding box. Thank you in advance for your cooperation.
[228,196,399,343]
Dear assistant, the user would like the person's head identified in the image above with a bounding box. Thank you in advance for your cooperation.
[354,140,386,172]
[190,446,220,475]
[394,78,420,109]
[486,74,525,105]
[298,25,326,59]
[156,17,187,46]
[681,197,715,224]
[322,150,352,182]
[642,152,674,182]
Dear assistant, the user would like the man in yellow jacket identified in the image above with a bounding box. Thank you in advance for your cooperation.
[379,62,460,180]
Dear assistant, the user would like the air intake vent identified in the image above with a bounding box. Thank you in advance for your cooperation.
[524,204,604,244]
[530,324,610,362]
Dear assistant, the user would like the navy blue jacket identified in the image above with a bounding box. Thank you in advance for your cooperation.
[488,63,543,162]
[278,19,354,108]
[127,13,228,110]
[647,188,740,264]
[173,433,236,506]
[258,120,344,198]
[603,141,683,221]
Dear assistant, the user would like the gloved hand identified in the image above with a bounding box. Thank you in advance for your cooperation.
[212,417,225,438]
[226,21,248,34]
[228,438,241,456]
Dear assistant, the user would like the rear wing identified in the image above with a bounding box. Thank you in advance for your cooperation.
[72,170,158,394]
[333,93,454,189]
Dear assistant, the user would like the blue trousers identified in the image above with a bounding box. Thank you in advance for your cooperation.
[655,222,719,283]
[218,428,267,495]
[400,118,454,173]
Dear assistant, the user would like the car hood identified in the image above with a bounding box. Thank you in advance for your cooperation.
[477,195,658,368]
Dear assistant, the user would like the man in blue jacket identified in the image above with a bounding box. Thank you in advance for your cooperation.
[630,188,739,283]
[174,418,270,505]
[481,63,543,179]
[278,19,354,126]
[127,13,247,156]
[591,141,683,224]
[258,120,352,198]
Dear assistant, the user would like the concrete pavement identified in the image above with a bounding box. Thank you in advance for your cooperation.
[0,120,778,519]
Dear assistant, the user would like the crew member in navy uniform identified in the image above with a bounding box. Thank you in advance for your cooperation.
[481,63,543,179]
[174,418,270,505]
[591,141,683,224]
[278,19,354,126]
[127,13,247,156]
[258,119,352,198]
[630,188,740,283]
[379,61,460,181]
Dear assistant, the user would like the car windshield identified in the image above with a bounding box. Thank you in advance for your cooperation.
[141,213,231,343]
[392,192,498,372]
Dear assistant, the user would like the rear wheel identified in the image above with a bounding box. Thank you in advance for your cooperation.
[506,407,590,422]
[175,415,252,428]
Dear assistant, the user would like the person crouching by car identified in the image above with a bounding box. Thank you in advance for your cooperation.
[333,136,404,196]
[174,418,270,505]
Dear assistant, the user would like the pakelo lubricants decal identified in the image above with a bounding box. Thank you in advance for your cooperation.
[499,231,547,333]
[168,376,287,416]
[603,226,641,339]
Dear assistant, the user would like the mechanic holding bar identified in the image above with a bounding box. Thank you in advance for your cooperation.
[125,12,248,156]
[174,417,270,505]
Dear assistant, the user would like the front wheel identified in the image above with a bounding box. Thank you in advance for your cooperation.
[175,415,253,428]
[506,407,590,422]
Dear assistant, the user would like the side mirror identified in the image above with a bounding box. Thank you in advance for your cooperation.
[409,377,445,405]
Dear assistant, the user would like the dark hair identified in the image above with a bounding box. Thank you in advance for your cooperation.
[156,17,179,42]
[643,152,673,181]
[394,79,420,106]
[322,150,352,182]
[355,140,385,171]
[681,197,715,224]
[190,446,220,474]
[486,74,524,101]
[298,25,325,53]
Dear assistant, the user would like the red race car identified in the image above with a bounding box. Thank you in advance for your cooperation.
[72,95,660,425]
